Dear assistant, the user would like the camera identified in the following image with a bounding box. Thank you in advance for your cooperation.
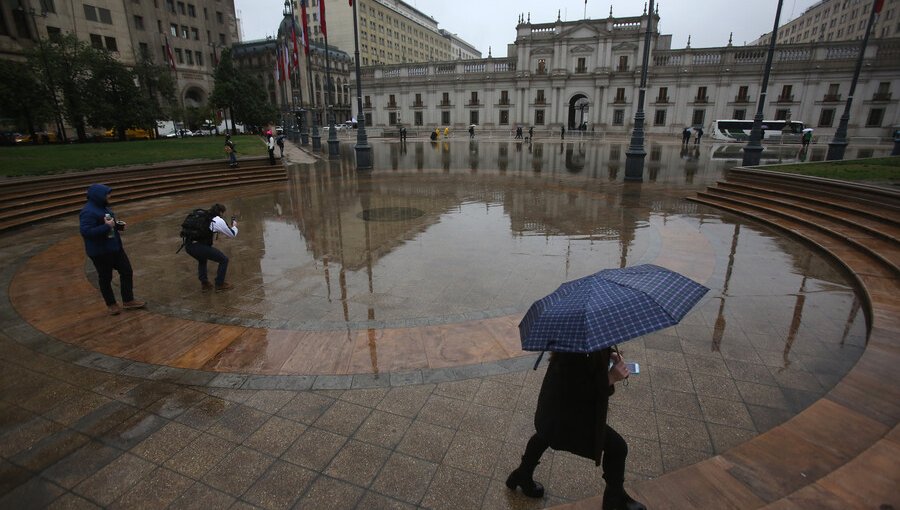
[114,220,126,231]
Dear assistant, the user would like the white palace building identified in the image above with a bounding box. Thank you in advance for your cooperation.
[355,10,900,140]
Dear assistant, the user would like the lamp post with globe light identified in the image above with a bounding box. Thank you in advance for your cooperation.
[350,0,372,169]
[624,0,655,181]
[742,0,784,167]
[283,0,308,145]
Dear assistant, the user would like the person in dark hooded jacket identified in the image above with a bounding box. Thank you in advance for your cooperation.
[506,348,646,510]
[79,184,145,315]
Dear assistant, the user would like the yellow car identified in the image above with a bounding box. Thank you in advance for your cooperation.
[104,128,153,140]
[14,131,58,144]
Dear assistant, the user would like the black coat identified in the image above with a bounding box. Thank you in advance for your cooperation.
[534,349,614,466]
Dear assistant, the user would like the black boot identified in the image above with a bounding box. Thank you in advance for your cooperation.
[505,457,544,498]
[602,488,646,510]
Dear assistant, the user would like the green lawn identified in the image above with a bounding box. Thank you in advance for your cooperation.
[759,156,900,184]
[0,135,268,177]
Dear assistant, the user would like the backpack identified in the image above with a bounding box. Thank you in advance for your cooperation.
[176,208,213,252]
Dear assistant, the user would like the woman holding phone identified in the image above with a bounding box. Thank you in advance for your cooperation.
[506,347,646,510]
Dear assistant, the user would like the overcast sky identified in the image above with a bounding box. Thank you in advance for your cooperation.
[234,0,821,55]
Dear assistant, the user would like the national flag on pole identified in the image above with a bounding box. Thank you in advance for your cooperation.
[300,0,310,56]
[283,40,290,74]
[290,18,300,68]
[874,0,885,13]
[349,0,353,6]
[319,0,327,38]
[274,45,281,81]
[164,36,177,71]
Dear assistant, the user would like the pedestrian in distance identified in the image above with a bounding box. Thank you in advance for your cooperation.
[266,130,276,165]
[224,135,237,168]
[443,126,450,138]
[694,126,704,145]
[515,126,523,139]
[682,127,692,145]
[180,203,238,293]
[561,125,565,140]
[276,133,285,158]
[79,184,145,315]
[529,126,534,139]
[469,125,475,139]
[801,129,813,148]
[506,349,647,510]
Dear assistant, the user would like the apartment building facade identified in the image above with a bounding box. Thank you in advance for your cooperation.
[753,0,899,46]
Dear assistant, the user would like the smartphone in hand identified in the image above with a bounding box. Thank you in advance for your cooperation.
[625,362,640,375]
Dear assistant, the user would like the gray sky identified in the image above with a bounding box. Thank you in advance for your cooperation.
[235,0,821,55]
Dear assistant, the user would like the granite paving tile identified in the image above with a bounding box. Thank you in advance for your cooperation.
[417,394,471,428]
[0,458,32,498]
[396,420,456,463]
[244,416,307,458]
[73,452,156,506]
[130,420,202,464]
[40,440,123,490]
[294,475,364,510]
[241,460,315,510]
[356,491,418,510]
[376,384,435,417]
[281,427,346,472]
[206,404,270,443]
[324,439,391,486]
[421,465,490,510]
[275,392,335,425]
[312,400,372,437]
[459,403,511,441]
[108,466,194,510]
[353,409,412,449]
[164,432,238,479]
[443,431,503,477]
[167,482,236,510]
[45,493,102,510]
[0,477,66,509]
[201,445,274,498]
[371,452,438,504]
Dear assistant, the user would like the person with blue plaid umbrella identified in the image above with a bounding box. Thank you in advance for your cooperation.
[506,348,645,510]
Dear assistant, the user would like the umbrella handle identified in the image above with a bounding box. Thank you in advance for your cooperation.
[532,351,545,370]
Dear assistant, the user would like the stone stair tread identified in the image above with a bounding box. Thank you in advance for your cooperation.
[711,184,900,239]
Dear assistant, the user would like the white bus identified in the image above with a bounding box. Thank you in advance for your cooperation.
[711,119,805,142]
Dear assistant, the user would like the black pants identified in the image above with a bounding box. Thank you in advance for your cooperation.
[521,426,628,492]
[185,242,229,285]
[268,147,276,165]
[89,250,134,306]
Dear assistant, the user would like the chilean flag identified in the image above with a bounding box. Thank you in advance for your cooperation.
[291,18,300,68]
[299,0,310,56]
[319,0,327,38]
[874,0,884,13]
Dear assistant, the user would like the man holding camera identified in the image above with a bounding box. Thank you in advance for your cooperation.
[79,184,145,315]
[184,203,238,292]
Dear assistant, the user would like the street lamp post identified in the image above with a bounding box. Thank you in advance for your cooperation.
[827,0,881,160]
[350,0,372,169]
[742,0,784,167]
[624,0,655,182]
[321,16,339,157]
[283,0,308,145]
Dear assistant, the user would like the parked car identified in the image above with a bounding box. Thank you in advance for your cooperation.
[104,128,152,140]
[0,131,19,145]
[14,131,58,144]
[164,129,194,138]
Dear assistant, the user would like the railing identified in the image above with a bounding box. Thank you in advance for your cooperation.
[776,48,811,62]
[387,102,397,108]
[692,53,722,65]
[383,68,399,78]
[435,64,455,74]
[463,63,485,73]
[468,100,480,106]
[535,98,546,105]
[613,97,627,104]
[825,46,859,60]
[694,96,709,103]
[363,102,372,109]
[777,95,795,103]
[734,95,752,103]
[873,92,892,101]
[734,50,765,64]
[412,101,424,107]
[823,94,841,102]
[616,65,629,72]
[575,66,587,73]
[408,66,427,76]
[439,100,451,107]
[612,21,641,30]
[494,61,511,72]
[499,99,510,106]
[535,68,547,75]
[655,96,669,103]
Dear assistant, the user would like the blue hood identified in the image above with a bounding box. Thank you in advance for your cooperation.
[86,184,111,206]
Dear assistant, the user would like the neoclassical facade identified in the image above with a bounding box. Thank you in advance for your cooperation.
[356,12,900,139]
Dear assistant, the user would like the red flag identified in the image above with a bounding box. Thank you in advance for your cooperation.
[164,36,176,71]
[300,0,310,56]
[874,0,885,13]
[291,19,299,68]
[349,0,353,5]
[319,0,327,38]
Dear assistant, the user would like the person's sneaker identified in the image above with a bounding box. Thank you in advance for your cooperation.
[108,304,121,316]
[122,300,146,310]
[201,281,214,292]
[215,282,233,292]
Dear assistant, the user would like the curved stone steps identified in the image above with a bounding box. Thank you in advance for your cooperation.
[0,160,286,233]
[709,184,899,243]
[694,191,900,276]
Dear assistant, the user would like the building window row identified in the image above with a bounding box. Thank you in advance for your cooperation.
[84,4,113,24]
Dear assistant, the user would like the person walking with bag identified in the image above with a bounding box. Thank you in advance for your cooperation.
[506,348,646,510]
[224,135,237,168]
[182,203,238,292]
[79,184,145,315]
[266,130,276,165]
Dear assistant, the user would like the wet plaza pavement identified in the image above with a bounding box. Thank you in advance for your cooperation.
[0,138,891,508]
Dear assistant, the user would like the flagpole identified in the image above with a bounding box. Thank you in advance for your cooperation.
[321,1,340,158]
[285,0,307,145]
[301,0,320,151]
[351,0,372,169]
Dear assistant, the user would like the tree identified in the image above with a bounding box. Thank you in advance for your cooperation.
[133,55,178,135]
[0,60,53,139]
[29,34,97,142]
[84,50,153,141]
[211,49,275,134]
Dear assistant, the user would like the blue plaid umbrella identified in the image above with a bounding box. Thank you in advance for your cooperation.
[519,264,709,353]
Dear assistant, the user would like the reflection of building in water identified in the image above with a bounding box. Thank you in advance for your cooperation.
[283,163,652,273]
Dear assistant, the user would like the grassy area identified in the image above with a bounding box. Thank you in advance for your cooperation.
[759,156,900,183]
[0,135,268,177]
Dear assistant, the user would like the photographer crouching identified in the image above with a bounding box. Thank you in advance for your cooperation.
[181,203,238,292]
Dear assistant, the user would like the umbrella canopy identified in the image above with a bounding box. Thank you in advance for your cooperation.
[519,264,709,353]
[802,128,815,133]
